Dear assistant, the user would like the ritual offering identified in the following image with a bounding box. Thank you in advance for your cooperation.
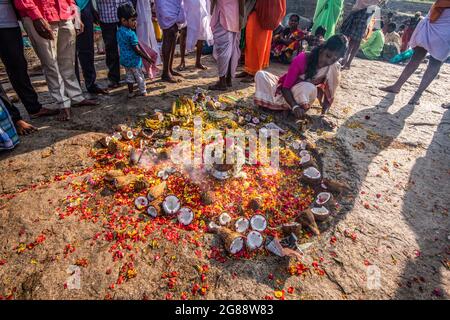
[177,207,194,225]
[146,206,158,218]
[162,195,181,215]
[219,212,232,226]
[280,222,303,238]
[310,206,330,222]
[296,209,320,235]
[217,227,244,254]
[99,136,112,147]
[246,231,263,250]
[147,181,167,201]
[114,124,128,132]
[250,214,267,232]
[301,166,322,185]
[134,196,149,210]
[235,218,249,233]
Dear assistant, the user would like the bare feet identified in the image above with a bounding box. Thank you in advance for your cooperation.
[30,107,59,119]
[408,93,421,105]
[208,82,227,91]
[161,74,180,83]
[195,63,207,70]
[72,99,99,107]
[379,85,400,94]
[137,92,148,97]
[57,108,71,121]
[177,62,186,71]
[15,120,37,135]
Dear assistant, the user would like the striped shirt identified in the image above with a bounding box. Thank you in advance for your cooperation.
[96,0,132,23]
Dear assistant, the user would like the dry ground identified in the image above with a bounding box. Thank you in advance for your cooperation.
[0,50,449,300]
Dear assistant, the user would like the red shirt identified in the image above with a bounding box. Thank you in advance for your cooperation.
[14,0,76,22]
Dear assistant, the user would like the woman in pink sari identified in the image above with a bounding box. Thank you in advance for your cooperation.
[255,35,347,123]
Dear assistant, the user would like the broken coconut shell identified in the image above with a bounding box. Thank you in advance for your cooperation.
[310,206,330,222]
[246,231,264,251]
[280,222,303,238]
[217,227,244,254]
[134,196,149,210]
[235,217,249,233]
[121,130,134,140]
[248,197,263,211]
[133,178,148,192]
[177,207,194,225]
[147,181,167,201]
[301,166,322,186]
[200,191,215,205]
[219,212,232,226]
[295,209,320,236]
[146,205,158,218]
[99,136,113,148]
[162,195,181,215]
[321,178,351,196]
[250,214,267,232]
[114,124,129,132]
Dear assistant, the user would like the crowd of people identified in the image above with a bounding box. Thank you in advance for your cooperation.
[0,0,449,152]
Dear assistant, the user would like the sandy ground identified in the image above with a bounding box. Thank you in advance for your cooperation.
[0,50,449,300]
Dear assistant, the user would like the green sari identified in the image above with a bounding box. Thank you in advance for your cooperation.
[311,0,344,40]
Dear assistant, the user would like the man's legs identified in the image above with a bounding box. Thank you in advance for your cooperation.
[161,24,180,83]
[100,22,121,86]
[409,55,444,104]
[0,27,42,115]
[195,40,207,70]
[76,3,102,93]
[177,27,187,71]
[380,46,428,93]
[23,18,69,110]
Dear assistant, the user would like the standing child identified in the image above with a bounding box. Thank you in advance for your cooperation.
[117,3,154,98]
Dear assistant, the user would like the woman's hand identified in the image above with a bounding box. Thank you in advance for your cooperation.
[76,21,85,35]
[33,19,54,40]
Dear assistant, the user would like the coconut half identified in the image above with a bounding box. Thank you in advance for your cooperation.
[177,207,194,225]
[246,231,263,250]
[235,217,249,233]
[146,206,158,218]
[299,153,312,165]
[121,130,134,140]
[311,206,330,222]
[299,150,309,158]
[316,192,332,206]
[208,221,221,232]
[162,195,181,215]
[219,212,232,226]
[218,228,244,254]
[134,196,148,210]
[250,214,267,232]
[112,132,122,140]
[301,166,321,185]
[157,170,169,180]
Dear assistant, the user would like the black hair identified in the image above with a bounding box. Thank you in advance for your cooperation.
[305,34,347,80]
[117,3,137,21]
[379,20,384,29]
[315,26,326,37]
[399,24,405,30]
[388,22,397,30]
[387,12,394,17]
[290,14,300,22]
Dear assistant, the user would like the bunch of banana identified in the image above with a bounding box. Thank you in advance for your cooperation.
[172,96,196,117]
[145,118,160,130]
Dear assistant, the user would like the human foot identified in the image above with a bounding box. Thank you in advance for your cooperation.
[379,85,401,94]
[408,93,421,105]
[161,74,180,83]
[29,107,58,119]
[195,63,207,70]
[177,62,186,71]
[57,108,71,121]
[15,120,37,135]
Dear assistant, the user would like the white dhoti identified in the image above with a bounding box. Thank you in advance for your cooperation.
[184,0,214,52]
[136,0,162,66]
[254,62,340,110]
[409,9,450,62]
